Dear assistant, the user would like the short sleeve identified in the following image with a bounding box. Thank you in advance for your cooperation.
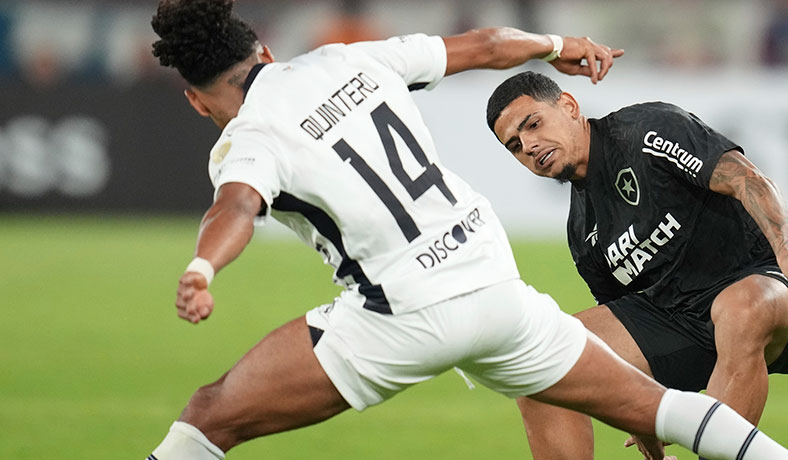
[208,111,290,216]
[626,103,741,189]
[347,34,447,91]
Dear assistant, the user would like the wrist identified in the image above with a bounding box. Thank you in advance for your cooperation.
[185,257,215,286]
[541,34,563,62]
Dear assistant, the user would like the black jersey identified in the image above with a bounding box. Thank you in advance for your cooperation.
[568,102,776,309]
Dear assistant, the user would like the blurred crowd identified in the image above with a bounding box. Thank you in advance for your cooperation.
[0,0,785,88]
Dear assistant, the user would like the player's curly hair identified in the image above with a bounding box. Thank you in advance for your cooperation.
[486,71,562,132]
[151,0,258,87]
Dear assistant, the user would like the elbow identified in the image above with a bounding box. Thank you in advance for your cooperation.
[475,27,514,69]
[445,26,519,75]
[463,27,509,69]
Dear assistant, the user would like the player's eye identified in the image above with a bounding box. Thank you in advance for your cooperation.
[529,120,539,129]
[509,141,522,154]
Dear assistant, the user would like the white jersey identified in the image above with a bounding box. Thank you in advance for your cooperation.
[208,34,519,314]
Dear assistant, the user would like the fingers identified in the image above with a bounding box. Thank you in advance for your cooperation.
[596,44,615,82]
[582,40,600,84]
[554,36,623,84]
[175,272,214,324]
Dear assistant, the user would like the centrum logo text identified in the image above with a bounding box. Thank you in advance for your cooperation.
[642,130,703,178]
[416,208,486,269]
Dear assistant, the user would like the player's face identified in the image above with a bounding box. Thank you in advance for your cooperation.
[493,93,589,182]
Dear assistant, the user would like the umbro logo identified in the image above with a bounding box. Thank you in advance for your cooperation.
[615,167,640,206]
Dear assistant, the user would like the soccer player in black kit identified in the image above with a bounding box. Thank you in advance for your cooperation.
[487,71,788,460]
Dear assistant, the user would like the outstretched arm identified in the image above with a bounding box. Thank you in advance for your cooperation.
[709,149,788,275]
[176,182,263,324]
[443,27,624,83]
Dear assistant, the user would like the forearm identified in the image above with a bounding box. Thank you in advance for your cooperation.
[194,202,257,274]
[739,176,788,263]
[710,151,788,264]
[443,27,553,76]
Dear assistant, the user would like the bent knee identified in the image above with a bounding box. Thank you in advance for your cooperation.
[712,276,788,359]
[713,282,784,336]
[179,377,259,451]
[180,377,227,426]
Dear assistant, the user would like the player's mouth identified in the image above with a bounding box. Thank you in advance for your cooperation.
[536,149,556,170]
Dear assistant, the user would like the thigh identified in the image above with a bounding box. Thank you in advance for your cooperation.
[530,331,665,437]
[575,305,653,377]
[181,316,351,443]
[606,294,718,391]
[711,272,788,365]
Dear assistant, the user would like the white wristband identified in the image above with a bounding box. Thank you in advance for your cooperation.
[185,257,215,286]
[541,34,564,62]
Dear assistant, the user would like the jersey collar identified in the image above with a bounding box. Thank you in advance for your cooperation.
[243,63,267,101]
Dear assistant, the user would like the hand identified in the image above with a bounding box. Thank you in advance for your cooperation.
[624,434,676,460]
[175,271,215,324]
[550,36,624,84]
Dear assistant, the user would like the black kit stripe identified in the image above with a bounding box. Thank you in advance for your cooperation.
[243,63,268,100]
[693,401,722,453]
[309,326,325,347]
[407,82,428,92]
[272,192,392,314]
[147,455,159,460]
[736,428,760,460]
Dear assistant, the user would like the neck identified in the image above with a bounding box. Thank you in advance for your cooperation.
[572,115,591,180]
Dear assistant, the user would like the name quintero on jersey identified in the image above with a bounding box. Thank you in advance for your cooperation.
[604,212,682,285]
[415,208,487,269]
[300,72,381,141]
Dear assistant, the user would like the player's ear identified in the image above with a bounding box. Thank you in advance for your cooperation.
[558,92,581,119]
[184,89,211,118]
[258,44,275,63]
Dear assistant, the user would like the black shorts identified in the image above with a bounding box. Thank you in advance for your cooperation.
[606,265,788,392]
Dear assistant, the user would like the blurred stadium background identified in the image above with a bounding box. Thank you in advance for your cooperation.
[1,0,786,458]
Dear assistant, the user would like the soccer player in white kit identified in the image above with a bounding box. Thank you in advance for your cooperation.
[147,1,788,459]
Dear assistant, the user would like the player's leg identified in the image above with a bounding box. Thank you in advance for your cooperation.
[708,273,788,423]
[516,304,653,460]
[531,332,788,459]
[149,316,351,459]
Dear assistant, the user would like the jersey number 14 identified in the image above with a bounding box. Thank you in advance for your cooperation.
[332,102,457,243]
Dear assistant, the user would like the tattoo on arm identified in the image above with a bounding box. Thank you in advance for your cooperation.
[710,151,788,261]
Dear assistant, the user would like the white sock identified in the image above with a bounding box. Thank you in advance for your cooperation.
[655,389,788,460]
[147,421,225,460]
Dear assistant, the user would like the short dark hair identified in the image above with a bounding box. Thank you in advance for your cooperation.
[151,0,259,87]
[486,71,562,132]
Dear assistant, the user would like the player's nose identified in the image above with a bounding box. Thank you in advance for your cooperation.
[525,141,539,157]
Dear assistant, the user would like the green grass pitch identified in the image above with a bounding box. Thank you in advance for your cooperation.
[1,215,786,459]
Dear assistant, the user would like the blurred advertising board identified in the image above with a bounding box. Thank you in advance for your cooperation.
[0,82,217,213]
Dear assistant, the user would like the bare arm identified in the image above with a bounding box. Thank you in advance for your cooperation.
[443,27,624,83]
[176,182,263,323]
[194,182,262,269]
[709,150,788,273]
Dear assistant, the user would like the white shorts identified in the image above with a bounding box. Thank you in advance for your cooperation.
[305,279,587,411]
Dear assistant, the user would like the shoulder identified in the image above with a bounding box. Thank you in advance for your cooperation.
[604,101,689,126]
[597,102,694,148]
